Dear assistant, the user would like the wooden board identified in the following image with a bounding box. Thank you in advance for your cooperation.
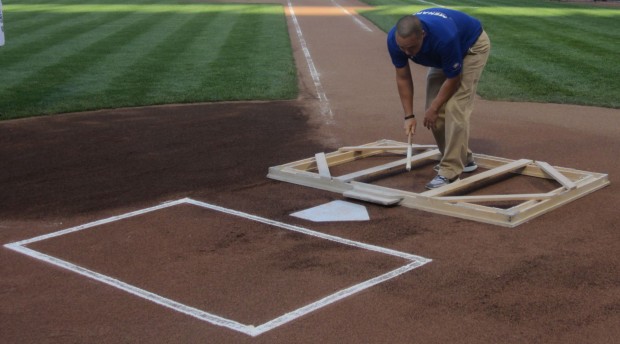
[315,152,331,178]
[267,139,610,227]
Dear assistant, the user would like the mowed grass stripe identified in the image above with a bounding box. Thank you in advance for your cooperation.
[241,5,297,99]
[99,12,220,106]
[0,11,146,90]
[56,10,224,107]
[2,13,169,116]
[359,0,619,108]
[42,11,197,111]
[199,8,261,101]
[3,10,82,37]
[146,10,239,103]
[476,8,618,58]
[1,2,299,119]
[199,5,297,101]
[469,4,618,107]
[482,55,565,102]
[0,12,133,69]
[478,13,616,106]
[100,10,234,106]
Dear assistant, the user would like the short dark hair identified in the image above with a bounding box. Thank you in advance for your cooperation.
[396,15,423,38]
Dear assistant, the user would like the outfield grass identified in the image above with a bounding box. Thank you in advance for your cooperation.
[0,0,297,120]
[1,0,618,120]
[359,0,620,108]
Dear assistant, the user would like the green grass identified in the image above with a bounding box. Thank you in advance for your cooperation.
[358,0,620,108]
[0,0,297,120]
[2,0,618,120]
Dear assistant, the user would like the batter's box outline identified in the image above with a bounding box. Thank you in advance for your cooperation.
[4,198,431,337]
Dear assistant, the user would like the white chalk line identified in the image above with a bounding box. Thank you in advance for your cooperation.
[414,1,478,9]
[3,198,431,337]
[254,260,425,334]
[184,198,430,263]
[417,0,446,7]
[286,0,334,122]
[330,0,373,32]
[7,199,187,247]
[3,242,256,335]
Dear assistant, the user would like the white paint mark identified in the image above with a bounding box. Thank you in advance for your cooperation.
[417,0,446,7]
[291,200,370,222]
[287,0,334,122]
[254,260,425,334]
[7,199,188,247]
[330,0,373,32]
[184,198,429,262]
[3,198,431,337]
[3,242,256,335]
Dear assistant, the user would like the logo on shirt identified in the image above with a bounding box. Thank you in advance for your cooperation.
[452,62,461,71]
[416,10,448,19]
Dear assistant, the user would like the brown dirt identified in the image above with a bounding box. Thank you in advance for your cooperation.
[1,0,619,343]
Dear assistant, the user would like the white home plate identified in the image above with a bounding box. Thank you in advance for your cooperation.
[291,200,370,222]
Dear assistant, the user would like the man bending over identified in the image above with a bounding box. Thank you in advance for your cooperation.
[387,8,490,189]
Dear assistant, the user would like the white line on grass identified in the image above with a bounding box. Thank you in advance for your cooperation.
[417,0,446,7]
[330,0,373,32]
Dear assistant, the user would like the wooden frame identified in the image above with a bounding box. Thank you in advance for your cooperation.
[267,139,610,227]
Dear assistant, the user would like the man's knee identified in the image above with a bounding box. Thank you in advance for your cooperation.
[445,99,471,125]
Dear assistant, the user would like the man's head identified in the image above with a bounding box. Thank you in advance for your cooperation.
[395,15,425,57]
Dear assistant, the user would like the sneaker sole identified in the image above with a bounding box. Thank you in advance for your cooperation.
[425,177,460,190]
[463,164,478,173]
[433,165,478,173]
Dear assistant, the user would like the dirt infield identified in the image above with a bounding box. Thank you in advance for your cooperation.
[1,0,619,343]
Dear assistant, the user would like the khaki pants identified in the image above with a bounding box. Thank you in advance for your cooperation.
[426,30,490,180]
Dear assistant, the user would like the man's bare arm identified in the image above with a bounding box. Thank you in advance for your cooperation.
[395,64,417,135]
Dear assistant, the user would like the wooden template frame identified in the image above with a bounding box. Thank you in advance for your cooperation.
[267,139,610,227]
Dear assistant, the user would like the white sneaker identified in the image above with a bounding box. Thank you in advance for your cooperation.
[463,160,478,173]
[425,175,458,189]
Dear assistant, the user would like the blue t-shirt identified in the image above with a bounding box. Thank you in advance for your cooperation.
[387,8,482,78]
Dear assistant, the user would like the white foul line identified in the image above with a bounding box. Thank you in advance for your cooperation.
[330,0,373,32]
[3,198,431,337]
[286,0,334,122]
[417,0,446,7]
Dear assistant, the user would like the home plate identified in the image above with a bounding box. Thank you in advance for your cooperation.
[291,200,370,222]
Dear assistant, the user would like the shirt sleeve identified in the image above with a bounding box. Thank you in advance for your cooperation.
[387,27,409,69]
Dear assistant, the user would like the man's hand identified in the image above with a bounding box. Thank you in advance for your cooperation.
[423,75,460,130]
[404,118,417,136]
[423,107,439,130]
